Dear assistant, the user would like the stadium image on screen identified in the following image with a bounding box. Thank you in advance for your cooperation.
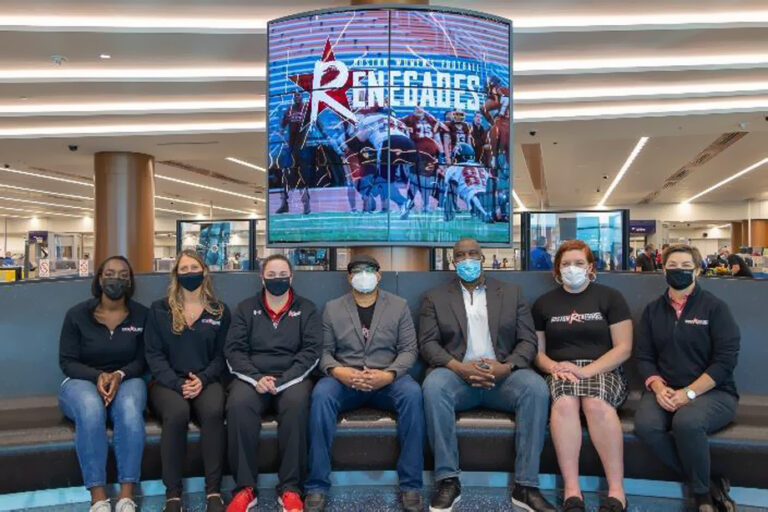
[267,6,511,245]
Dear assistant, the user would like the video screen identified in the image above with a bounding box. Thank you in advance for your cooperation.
[267,7,511,245]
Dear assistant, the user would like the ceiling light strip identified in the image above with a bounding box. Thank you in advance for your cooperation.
[155,207,199,216]
[0,121,266,138]
[0,167,94,186]
[226,157,266,172]
[155,195,255,214]
[0,67,265,83]
[0,195,92,211]
[683,157,768,204]
[511,190,526,211]
[155,175,265,202]
[0,183,92,200]
[597,137,649,208]
[0,205,83,218]
[0,99,265,116]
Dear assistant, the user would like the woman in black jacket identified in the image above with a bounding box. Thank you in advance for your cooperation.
[635,244,740,512]
[58,255,147,512]
[145,249,231,512]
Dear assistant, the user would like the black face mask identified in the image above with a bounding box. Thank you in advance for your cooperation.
[666,269,695,291]
[102,277,129,300]
[178,272,204,292]
[264,277,291,297]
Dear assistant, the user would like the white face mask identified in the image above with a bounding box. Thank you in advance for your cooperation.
[561,265,588,289]
[351,271,378,294]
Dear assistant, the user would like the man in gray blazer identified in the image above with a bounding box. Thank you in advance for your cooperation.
[304,255,424,512]
[420,238,554,512]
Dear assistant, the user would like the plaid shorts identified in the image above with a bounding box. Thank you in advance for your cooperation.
[546,359,628,408]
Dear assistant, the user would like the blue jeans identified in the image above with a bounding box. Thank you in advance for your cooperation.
[422,367,550,486]
[305,375,425,493]
[58,378,147,489]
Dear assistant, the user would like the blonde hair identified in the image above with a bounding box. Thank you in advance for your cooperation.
[168,249,224,334]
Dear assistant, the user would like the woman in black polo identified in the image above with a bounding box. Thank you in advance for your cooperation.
[635,244,740,512]
[533,240,633,512]
[58,255,147,512]
[145,249,231,512]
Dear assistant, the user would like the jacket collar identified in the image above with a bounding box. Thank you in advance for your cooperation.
[344,290,388,344]
[662,283,701,305]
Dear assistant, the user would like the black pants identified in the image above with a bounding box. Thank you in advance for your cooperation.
[634,390,738,494]
[227,378,312,494]
[149,382,226,498]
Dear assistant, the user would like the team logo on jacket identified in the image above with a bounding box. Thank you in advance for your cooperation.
[684,317,709,326]
[550,311,604,325]
[200,318,221,326]
[254,310,263,316]
[121,325,143,333]
[288,310,302,318]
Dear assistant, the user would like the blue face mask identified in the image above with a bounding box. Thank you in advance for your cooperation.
[456,258,482,282]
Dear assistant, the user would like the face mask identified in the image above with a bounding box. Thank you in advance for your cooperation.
[560,265,588,289]
[351,271,378,294]
[456,258,482,282]
[178,271,204,292]
[264,277,291,297]
[102,277,129,300]
[666,269,695,290]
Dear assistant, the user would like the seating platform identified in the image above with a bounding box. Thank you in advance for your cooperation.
[1,271,767,494]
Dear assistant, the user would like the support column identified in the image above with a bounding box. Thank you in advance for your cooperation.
[750,219,768,248]
[731,221,743,251]
[94,152,155,273]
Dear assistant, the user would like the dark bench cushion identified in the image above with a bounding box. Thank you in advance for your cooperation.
[1,394,767,494]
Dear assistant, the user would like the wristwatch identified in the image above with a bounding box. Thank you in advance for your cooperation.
[685,388,697,401]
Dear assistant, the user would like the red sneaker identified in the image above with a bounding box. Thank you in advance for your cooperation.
[278,491,304,512]
[226,487,257,512]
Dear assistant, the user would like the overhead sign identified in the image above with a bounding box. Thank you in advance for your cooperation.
[630,220,656,235]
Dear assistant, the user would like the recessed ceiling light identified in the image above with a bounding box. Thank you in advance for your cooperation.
[682,157,768,204]
[99,54,111,59]
[226,157,266,172]
[597,137,649,208]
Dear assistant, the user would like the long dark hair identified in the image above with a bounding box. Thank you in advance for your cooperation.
[91,255,135,300]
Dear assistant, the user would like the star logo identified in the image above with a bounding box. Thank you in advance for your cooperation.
[289,38,356,124]
[566,311,584,324]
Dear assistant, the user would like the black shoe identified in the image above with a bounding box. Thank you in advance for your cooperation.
[206,495,225,512]
[711,476,736,512]
[163,498,182,512]
[429,477,461,512]
[304,493,326,512]
[511,485,555,512]
[562,496,586,512]
[599,497,627,512]
[695,492,716,512]
[402,490,423,512]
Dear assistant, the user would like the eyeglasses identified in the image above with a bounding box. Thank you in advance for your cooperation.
[350,265,377,275]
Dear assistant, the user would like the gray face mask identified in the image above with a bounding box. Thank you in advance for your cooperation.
[560,265,588,288]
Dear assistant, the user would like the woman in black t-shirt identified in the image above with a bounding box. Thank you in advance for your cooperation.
[532,240,633,512]
[145,249,230,512]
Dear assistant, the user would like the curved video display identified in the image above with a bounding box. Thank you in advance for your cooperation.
[267,7,512,245]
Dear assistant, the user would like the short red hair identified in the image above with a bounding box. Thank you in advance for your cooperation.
[553,240,596,278]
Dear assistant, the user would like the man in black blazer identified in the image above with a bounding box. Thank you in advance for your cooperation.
[419,238,554,512]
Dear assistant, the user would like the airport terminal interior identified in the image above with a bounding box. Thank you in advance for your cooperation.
[1,0,768,511]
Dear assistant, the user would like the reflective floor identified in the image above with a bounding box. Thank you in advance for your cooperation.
[14,487,768,512]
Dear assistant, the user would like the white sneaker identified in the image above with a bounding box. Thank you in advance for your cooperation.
[115,498,138,512]
[89,500,110,512]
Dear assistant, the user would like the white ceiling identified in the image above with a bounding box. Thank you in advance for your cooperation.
[0,0,767,221]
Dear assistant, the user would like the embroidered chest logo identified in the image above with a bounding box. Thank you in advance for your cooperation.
[550,311,604,325]
[684,317,709,326]
[288,310,302,318]
[254,310,263,316]
[200,318,221,326]
[121,325,143,333]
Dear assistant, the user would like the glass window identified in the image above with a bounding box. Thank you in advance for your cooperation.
[178,220,253,271]
[527,210,627,271]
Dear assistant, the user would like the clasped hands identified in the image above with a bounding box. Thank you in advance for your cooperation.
[451,358,511,389]
[549,361,591,382]
[651,382,691,412]
[182,372,203,399]
[96,371,123,406]
[332,366,395,391]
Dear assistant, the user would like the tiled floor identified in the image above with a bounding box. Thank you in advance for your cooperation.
[14,487,768,512]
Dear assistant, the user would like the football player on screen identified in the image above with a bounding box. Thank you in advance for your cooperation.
[278,92,312,215]
[442,142,494,224]
[481,76,511,174]
[442,109,474,165]
[400,107,448,219]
